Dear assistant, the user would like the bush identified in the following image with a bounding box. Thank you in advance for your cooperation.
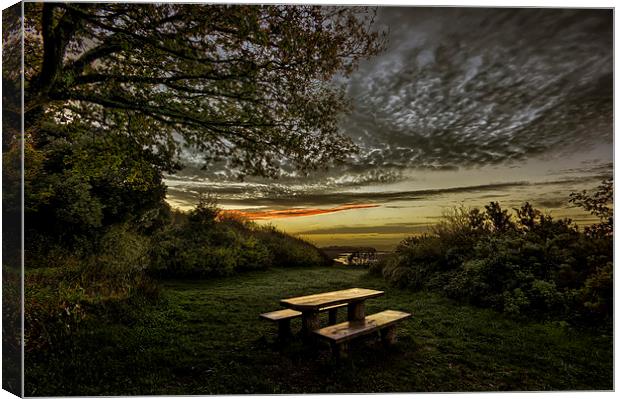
[3,266,21,358]
[151,224,238,277]
[578,261,613,321]
[236,235,272,271]
[25,272,88,353]
[380,235,443,289]
[253,224,330,268]
[374,183,613,325]
[149,201,329,278]
[24,223,161,352]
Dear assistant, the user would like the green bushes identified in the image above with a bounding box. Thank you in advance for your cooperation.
[23,193,329,352]
[17,125,171,350]
[149,196,329,278]
[252,224,331,268]
[2,266,21,365]
[24,223,161,352]
[25,268,160,354]
[152,232,272,277]
[375,180,613,325]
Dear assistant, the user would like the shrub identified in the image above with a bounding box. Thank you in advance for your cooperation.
[578,261,613,321]
[24,223,160,352]
[374,185,613,325]
[148,202,329,278]
[3,266,21,357]
[502,288,530,316]
[152,226,239,277]
[236,236,272,271]
[253,224,331,268]
[25,274,88,352]
[380,235,443,289]
[25,268,160,353]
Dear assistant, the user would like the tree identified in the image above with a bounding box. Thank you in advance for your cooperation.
[484,202,514,233]
[569,178,613,238]
[19,3,385,177]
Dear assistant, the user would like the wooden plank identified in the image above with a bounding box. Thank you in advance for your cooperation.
[260,303,347,325]
[259,303,345,322]
[313,310,411,344]
[320,303,348,311]
[280,288,384,311]
[259,308,301,321]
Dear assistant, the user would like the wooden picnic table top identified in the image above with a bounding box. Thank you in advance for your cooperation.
[280,288,384,311]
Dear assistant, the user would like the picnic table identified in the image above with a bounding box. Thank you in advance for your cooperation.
[262,287,411,358]
[280,287,384,334]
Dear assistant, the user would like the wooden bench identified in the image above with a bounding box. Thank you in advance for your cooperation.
[259,309,301,340]
[260,303,347,340]
[313,310,411,358]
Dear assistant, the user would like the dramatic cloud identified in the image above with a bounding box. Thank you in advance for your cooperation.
[341,8,612,174]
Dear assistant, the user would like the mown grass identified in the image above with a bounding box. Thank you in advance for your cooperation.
[25,266,613,395]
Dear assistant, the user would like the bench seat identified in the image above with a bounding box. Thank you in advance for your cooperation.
[259,308,302,321]
[313,310,411,347]
[260,303,349,341]
[259,302,347,321]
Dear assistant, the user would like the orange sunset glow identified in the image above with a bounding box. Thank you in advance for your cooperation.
[220,204,380,220]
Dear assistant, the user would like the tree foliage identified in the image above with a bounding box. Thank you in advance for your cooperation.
[21,3,385,177]
[7,2,384,266]
[569,178,613,238]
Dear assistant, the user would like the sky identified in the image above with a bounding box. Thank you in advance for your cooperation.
[164,7,613,251]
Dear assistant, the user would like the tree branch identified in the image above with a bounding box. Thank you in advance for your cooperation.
[35,4,82,94]
[67,36,124,77]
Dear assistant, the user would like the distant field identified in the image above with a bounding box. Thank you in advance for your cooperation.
[26,266,613,395]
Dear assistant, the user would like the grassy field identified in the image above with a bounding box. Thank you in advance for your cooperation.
[26,265,613,395]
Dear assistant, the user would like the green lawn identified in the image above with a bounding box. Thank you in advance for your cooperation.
[26,266,613,395]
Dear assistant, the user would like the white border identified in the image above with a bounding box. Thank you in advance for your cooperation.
[0,1,616,399]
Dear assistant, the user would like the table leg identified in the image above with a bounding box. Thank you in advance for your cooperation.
[277,319,292,342]
[328,308,338,325]
[331,341,348,360]
[301,310,320,337]
[347,301,365,321]
[381,325,397,346]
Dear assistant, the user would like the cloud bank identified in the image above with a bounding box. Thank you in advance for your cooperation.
[167,173,609,211]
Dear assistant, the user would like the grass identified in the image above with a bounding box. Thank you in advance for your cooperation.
[25,266,613,395]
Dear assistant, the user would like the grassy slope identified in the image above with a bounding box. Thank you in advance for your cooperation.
[26,266,612,395]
